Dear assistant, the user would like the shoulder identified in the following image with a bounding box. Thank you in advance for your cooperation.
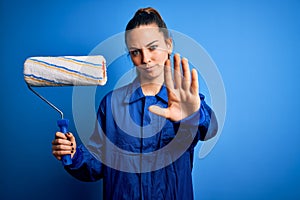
[99,82,134,107]
[104,83,133,100]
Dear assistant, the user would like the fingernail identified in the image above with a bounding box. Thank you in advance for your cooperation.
[71,151,74,153]
[71,143,73,146]
[72,147,74,150]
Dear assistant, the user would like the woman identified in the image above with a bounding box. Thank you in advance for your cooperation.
[52,7,218,199]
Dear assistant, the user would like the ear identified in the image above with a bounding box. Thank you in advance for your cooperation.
[165,38,173,54]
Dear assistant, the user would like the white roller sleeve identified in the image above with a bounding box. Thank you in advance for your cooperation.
[24,55,107,86]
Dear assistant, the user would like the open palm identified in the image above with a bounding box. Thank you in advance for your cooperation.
[149,53,201,121]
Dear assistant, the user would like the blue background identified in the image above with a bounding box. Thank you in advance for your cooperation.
[1,0,300,199]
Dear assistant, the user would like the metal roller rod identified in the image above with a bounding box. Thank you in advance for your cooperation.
[27,85,64,119]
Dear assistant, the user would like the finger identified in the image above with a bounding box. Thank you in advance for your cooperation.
[52,150,73,156]
[164,58,174,90]
[52,142,73,150]
[66,132,75,143]
[181,57,191,90]
[55,132,67,139]
[52,138,72,146]
[66,132,76,148]
[173,53,181,89]
[190,68,199,94]
[52,154,62,160]
[149,105,170,119]
[66,132,76,157]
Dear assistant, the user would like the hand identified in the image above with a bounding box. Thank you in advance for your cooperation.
[52,132,76,161]
[149,53,201,121]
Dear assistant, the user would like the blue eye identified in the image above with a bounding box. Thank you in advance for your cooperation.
[130,50,140,56]
[149,45,158,51]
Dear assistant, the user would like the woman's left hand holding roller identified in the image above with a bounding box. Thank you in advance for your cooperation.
[52,132,76,161]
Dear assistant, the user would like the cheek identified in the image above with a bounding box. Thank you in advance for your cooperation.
[130,55,141,66]
[155,51,168,64]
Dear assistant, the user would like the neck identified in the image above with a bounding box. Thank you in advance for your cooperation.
[141,83,162,96]
[139,77,163,96]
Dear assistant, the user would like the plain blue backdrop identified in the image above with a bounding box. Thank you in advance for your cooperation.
[1,0,300,199]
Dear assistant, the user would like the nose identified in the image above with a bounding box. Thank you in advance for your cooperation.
[141,49,151,64]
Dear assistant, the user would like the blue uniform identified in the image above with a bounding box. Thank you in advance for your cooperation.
[65,78,217,199]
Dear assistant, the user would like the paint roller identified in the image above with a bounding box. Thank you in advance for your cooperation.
[24,55,107,166]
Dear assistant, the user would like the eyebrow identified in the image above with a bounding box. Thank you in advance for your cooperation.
[129,40,159,50]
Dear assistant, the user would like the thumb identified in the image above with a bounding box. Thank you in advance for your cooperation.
[149,105,169,119]
[66,132,76,144]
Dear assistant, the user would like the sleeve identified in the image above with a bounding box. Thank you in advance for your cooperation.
[178,93,218,142]
[64,144,104,182]
[64,95,109,182]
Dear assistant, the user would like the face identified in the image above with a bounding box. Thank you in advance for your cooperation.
[126,24,172,83]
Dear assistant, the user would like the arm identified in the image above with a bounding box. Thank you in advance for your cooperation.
[198,98,218,141]
[52,132,104,182]
[63,96,110,182]
[52,100,107,182]
[64,144,104,182]
[179,95,218,142]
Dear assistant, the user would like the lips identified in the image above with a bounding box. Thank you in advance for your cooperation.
[145,65,156,71]
[144,64,164,72]
[136,64,163,74]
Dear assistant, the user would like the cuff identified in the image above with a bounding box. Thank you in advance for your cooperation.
[65,146,83,169]
[179,107,205,127]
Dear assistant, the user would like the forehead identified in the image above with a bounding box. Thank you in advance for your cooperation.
[126,24,165,48]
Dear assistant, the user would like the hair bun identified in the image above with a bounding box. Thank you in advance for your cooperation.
[135,7,163,21]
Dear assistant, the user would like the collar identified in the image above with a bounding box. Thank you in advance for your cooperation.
[124,78,168,104]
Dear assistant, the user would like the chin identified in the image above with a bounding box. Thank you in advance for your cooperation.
[141,73,163,83]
